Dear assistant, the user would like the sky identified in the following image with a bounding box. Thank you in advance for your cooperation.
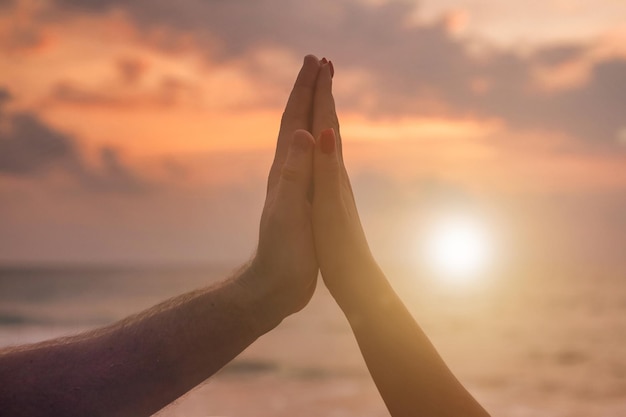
[1,0,626,272]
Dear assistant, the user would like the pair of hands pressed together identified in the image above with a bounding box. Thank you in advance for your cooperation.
[245,54,373,319]
[242,55,490,417]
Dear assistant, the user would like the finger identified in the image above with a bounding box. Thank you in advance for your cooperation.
[313,128,342,205]
[312,60,343,161]
[282,54,321,132]
[276,129,315,201]
[268,55,321,192]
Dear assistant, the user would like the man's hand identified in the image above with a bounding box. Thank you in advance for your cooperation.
[0,56,326,417]
[239,55,321,321]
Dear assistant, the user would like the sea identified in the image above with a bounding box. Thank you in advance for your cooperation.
[1,263,625,417]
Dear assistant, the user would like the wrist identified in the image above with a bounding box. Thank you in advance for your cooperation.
[329,259,394,323]
[229,262,292,335]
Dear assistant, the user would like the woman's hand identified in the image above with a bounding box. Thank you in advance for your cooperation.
[309,61,379,307]
[309,60,491,417]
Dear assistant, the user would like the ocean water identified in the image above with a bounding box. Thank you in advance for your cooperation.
[0,265,232,347]
[1,264,626,416]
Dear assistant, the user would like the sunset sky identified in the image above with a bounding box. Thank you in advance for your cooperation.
[1,0,626,271]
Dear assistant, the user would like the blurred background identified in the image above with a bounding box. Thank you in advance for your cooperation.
[1,0,626,416]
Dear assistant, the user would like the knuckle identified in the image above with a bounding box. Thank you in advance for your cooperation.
[269,162,281,178]
[267,164,281,187]
[280,162,302,183]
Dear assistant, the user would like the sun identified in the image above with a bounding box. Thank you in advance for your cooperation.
[422,213,495,285]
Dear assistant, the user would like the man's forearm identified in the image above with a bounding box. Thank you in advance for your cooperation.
[334,262,490,417]
[0,265,285,417]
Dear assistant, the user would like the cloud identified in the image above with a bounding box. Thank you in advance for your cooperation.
[554,59,626,143]
[0,90,150,193]
[0,112,77,175]
[117,56,149,85]
[47,74,199,110]
[86,146,150,193]
[531,44,587,67]
[0,7,53,55]
[43,0,626,147]
[474,56,626,146]
[0,87,11,106]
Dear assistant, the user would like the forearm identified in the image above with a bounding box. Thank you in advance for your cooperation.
[334,261,490,417]
[0,265,285,417]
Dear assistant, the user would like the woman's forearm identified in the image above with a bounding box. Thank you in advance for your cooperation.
[335,262,490,417]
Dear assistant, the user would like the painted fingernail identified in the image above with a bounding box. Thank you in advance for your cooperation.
[320,128,336,154]
[329,60,334,78]
[321,57,328,64]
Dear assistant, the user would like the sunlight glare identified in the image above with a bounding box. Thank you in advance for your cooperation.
[423,214,494,285]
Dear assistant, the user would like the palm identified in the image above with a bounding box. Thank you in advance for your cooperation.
[249,55,322,316]
[256,191,317,313]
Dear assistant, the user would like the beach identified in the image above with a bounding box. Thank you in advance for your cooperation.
[1,264,625,416]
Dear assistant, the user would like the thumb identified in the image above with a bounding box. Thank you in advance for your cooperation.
[276,129,315,200]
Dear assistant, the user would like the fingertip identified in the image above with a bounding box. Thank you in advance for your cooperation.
[292,55,322,90]
[314,128,341,197]
[320,61,333,83]
[303,54,321,68]
[319,128,336,155]
[292,129,315,151]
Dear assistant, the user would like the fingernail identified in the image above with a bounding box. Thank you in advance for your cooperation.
[321,57,328,64]
[329,60,334,78]
[320,128,336,155]
[292,130,312,152]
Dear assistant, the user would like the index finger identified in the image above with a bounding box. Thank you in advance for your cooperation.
[282,54,321,133]
[268,55,321,191]
[312,60,343,161]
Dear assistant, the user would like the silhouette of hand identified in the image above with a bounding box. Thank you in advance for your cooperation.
[310,61,378,305]
[244,56,321,317]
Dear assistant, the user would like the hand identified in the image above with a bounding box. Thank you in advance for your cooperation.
[310,61,378,305]
[241,55,321,319]
[308,62,491,417]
